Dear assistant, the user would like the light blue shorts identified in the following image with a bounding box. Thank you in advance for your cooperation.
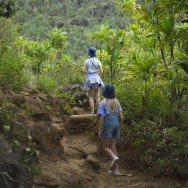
[101,125,120,139]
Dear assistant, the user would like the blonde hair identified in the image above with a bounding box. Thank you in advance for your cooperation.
[105,98,119,112]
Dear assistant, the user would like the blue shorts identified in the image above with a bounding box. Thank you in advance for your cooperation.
[101,125,120,139]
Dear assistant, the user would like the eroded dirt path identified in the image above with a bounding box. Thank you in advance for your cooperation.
[33,121,186,188]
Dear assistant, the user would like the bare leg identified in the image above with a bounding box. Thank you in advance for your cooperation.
[114,163,120,174]
[94,87,100,111]
[110,139,120,173]
[101,138,114,156]
[101,138,119,171]
[88,89,95,113]
[110,139,117,156]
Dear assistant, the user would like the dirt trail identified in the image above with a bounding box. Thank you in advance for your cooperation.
[33,114,186,188]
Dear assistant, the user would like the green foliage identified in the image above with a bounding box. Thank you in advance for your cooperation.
[174,53,188,74]
[115,0,137,17]
[124,116,188,171]
[17,37,51,73]
[0,18,17,53]
[15,0,128,58]
[36,75,58,95]
[20,135,40,174]
[2,125,11,134]
[48,28,68,50]
[0,97,13,135]
[147,87,171,116]
[91,25,126,82]
[129,52,158,82]
[0,50,26,90]
[0,18,26,91]
[0,0,16,18]
[15,28,83,93]
[0,95,40,175]
[156,158,168,167]
[112,0,188,173]
[116,80,143,119]
[57,93,76,115]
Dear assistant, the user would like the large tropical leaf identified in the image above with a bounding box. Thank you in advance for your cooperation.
[129,52,159,81]
[157,15,175,35]
[157,0,188,12]
[173,53,188,74]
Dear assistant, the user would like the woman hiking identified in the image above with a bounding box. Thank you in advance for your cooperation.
[97,83,123,175]
[82,47,104,114]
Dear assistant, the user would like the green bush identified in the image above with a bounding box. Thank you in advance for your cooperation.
[0,49,26,91]
[116,80,143,120]
[0,18,26,91]
[36,75,58,94]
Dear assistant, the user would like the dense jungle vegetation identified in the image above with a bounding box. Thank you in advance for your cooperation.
[0,0,188,181]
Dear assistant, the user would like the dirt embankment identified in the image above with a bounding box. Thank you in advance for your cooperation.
[0,88,67,188]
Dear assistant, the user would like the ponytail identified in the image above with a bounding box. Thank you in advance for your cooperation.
[105,98,119,112]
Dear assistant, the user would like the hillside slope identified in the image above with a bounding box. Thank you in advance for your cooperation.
[15,0,129,58]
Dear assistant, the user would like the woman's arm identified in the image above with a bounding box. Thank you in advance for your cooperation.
[81,64,87,74]
[99,65,103,75]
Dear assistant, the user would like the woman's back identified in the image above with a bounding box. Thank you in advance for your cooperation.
[85,57,101,74]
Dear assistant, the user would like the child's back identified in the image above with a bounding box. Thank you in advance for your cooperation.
[98,99,122,127]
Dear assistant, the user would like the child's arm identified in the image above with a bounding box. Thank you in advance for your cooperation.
[119,111,123,126]
[98,115,104,138]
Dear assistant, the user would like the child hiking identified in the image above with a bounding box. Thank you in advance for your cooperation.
[97,84,123,175]
[82,47,104,114]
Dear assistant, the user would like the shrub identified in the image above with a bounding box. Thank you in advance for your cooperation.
[36,75,58,94]
[0,18,26,91]
[0,49,26,91]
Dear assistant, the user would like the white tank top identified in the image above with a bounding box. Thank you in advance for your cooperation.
[84,57,101,74]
